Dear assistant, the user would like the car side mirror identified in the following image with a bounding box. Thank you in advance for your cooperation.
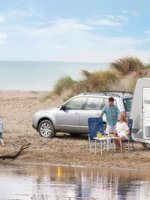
[60,104,70,110]
[60,105,66,110]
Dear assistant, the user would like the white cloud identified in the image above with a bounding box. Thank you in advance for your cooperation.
[0,14,6,23]
[11,18,92,38]
[1,7,41,23]
[0,32,7,44]
[89,18,121,27]
[146,30,150,34]
[0,12,150,63]
[89,14,129,27]
[131,11,139,16]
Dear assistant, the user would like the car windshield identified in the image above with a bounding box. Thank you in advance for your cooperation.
[123,98,133,112]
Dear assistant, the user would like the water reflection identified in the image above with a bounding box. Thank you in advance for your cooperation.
[0,163,150,200]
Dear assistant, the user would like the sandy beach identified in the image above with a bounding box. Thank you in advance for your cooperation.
[0,91,150,170]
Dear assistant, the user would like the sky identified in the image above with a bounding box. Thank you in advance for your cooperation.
[0,0,150,63]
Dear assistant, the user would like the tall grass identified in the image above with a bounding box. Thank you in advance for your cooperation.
[50,56,149,101]
[42,92,53,102]
[110,57,144,75]
[127,79,137,92]
[74,69,120,93]
[53,76,76,95]
[145,63,150,68]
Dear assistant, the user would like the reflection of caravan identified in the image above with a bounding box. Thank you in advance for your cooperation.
[130,78,150,144]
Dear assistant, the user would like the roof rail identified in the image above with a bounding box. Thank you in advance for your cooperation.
[98,90,133,94]
[80,91,133,97]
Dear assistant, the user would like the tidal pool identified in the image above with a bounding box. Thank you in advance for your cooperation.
[0,163,150,200]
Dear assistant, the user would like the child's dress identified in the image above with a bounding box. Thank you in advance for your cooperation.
[116,121,129,139]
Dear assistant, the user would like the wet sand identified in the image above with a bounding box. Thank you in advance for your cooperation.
[0,91,150,170]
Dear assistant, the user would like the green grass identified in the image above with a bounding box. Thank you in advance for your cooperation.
[127,79,137,92]
[48,56,149,101]
[53,76,76,95]
[145,63,150,68]
[41,92,54,102]
[110,57,144,75]
[73,69,120,93]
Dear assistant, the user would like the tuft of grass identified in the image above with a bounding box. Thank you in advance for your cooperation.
[145,63,150,68]
[63,94,74,102]
[42,92,53,102]
[74,69,120,93]
[127,79,137,92]
[110,57,144,75]
[53,76,76,95]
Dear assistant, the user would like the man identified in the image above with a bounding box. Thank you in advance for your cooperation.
[100,97,120,134]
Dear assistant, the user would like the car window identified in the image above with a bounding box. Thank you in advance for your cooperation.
[85,97,106,110]
[123,98,132,112]
[64,97,86,110]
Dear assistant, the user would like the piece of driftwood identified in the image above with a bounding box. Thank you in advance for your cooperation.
[0,143,31,160]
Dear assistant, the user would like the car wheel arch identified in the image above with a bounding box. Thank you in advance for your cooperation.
[37,117,56,130]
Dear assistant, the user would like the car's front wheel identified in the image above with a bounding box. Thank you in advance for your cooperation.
[38,120,56,138]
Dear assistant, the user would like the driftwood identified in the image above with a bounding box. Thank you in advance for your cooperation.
[0,143,31,160]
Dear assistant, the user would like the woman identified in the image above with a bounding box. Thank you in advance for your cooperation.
[114,113,129,153]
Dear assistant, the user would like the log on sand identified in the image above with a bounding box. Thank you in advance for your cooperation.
[0,143,31,160]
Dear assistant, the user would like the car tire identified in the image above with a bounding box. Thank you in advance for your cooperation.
[38,120,56,138]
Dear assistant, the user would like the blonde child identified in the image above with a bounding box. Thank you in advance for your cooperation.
[114,113,129,153]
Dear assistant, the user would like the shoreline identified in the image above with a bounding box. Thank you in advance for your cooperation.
[0,90,150,170]
[2,160,150,172]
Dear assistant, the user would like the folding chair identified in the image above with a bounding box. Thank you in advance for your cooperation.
[127,118,134,151]
[122,118,134,152]
[88,117,105,153]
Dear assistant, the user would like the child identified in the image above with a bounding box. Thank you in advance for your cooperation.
[114,113,129,153]
[0,118,4,146]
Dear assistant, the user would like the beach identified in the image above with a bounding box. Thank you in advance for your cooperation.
[0,90,150,170]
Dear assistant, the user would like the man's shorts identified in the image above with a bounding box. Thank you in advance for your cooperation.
[106,125,116,134]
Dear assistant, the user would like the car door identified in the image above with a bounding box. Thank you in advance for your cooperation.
[56,96,87,132]
[80,97,106,133]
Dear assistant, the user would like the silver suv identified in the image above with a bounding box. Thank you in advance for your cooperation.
[32,92,133,138]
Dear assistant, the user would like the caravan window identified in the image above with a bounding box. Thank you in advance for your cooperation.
[123,98,132,112]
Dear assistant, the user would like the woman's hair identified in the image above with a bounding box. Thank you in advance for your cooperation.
[120,112,127,123]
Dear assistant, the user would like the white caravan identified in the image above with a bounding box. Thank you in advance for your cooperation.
[130,78,150,144]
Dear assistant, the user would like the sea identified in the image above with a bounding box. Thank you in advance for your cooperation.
[0,61,108,91]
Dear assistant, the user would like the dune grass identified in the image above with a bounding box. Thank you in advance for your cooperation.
[110,57,144,75]
[73,69,120,93]
[145,63,150,68]
[127,79,137,92]
[46,56,149,101]
[41,92,54,102]
[53,76,76,95]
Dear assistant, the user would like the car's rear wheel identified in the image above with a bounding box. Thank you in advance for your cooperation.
[38,120,56,138]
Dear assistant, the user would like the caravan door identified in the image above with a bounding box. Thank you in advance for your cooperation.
[143,88,150,139]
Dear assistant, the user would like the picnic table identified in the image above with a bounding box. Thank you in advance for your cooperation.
[93,135,122,155]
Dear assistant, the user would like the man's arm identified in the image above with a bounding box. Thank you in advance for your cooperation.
[99,105,106,117]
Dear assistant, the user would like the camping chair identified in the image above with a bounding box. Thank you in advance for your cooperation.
[122,119,134,152]
[88,117,105,153]
[127,118,134,151]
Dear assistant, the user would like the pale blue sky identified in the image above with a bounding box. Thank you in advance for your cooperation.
[0,0,150,63]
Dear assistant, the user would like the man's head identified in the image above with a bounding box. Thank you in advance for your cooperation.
[108,97,114,107]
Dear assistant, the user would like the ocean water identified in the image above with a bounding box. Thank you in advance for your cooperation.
[0,61,108,91]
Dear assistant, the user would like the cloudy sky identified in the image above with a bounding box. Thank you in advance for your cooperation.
[0,0,150,63]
